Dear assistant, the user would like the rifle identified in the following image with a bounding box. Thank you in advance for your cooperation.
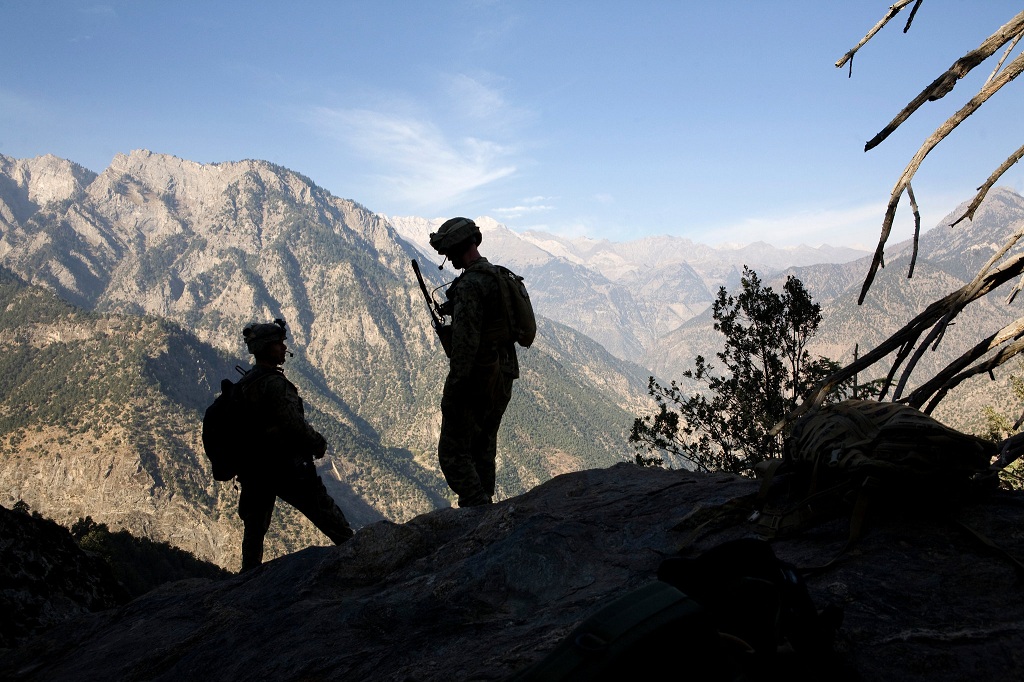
[411,259,453,357]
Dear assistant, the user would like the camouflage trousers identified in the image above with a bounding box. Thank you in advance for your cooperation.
[438,365,515,507]
[238,459,353,572]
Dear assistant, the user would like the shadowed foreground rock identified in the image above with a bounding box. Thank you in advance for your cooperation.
[2,463,1023,681]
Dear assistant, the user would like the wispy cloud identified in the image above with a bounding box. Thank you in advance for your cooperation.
[441,73,531,131]
[307,106,517,207]
[493,196,554,219]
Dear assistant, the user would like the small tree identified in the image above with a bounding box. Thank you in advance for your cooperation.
[979,364,1024,491]
[630,267,838,474]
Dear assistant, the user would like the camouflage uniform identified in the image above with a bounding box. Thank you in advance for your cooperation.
[236,365,353,571]
[438,257,519,506]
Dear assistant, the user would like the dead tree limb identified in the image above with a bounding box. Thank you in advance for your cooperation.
[950,142,1024,227]
[903,0,923,33]
[986,30,1024,86]
[858,47,1024,304]
[773,251,1024,435]
[863,12,1024,151]
[906,316,1024,411]
[836,0,919,75]
[891,222,1024,398]
[907,183,921,278]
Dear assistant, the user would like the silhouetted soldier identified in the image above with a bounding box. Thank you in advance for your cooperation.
[236,319,353,571]
[429,218,519,506]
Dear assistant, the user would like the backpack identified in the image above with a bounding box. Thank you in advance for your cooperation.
[493,264,537,348]
[509,539,845,682]
[201,367,260,481]
[465,261,537,348]
[507,581,724,681]
[755,399,997,540]
[658,538,845,680]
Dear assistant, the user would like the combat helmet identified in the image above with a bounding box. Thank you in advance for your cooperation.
[429,217,481,255]
[243,318,288,355]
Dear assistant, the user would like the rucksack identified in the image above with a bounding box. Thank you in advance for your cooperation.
[754,399,997,540]
[508,539,846,682]
[465,261,537,348]
[201,366,260,481]
[658,538,845,680]
[493,264,537,348]
[507,580,725,681]
[655,532,839,659]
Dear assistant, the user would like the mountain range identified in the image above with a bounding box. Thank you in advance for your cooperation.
[2,149,1023,571]
[0,150,648,570]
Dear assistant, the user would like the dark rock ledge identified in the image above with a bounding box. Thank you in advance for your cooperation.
[2,463,1023,681]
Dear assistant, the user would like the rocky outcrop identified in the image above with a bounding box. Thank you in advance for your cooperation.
[2,464,1022,681]
[0,505,126,651]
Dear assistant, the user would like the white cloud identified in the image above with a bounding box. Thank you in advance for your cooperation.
[307,106,517,207]
[443,74,513,124]
[492,197,554,219]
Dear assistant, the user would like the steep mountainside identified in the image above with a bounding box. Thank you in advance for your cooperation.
[0,151,648,569]
[0,268,425,569]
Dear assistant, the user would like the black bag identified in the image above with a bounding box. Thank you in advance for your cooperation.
[508,580,725,681]
[201,368,256,481]
[658,539,841,660]
[510,539,845,681]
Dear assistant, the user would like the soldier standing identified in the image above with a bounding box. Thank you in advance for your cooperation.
[429,218,520,506]
[236,319,353,571]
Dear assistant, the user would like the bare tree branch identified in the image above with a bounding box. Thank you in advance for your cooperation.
[920,336,1024,415]
[907,183,921,278]
[858,47,1024,304]
[891,222,1024,398]
[774,250,1024,435]
[986,30,1024,86]
[864,12,1024,151]
[905,316,1024,411]
[950,142,1024,227]
[903,0,923,33]
[836,0,919,75]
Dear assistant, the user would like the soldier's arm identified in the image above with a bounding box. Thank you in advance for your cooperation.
[261,374,327,454]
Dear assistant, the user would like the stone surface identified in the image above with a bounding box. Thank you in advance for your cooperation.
[0,506,126,651]
[2,463,1022,681]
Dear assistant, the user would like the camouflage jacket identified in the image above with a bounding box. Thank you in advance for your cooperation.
[444,257,520,387]
[237,365,327,463]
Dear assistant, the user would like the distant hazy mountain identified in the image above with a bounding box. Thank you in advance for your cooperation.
[394,191,1024,437]
[0,151,648,569]
[649,187,1024,433]
[389,215,868,362]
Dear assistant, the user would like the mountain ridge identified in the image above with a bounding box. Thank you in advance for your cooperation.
[0,150,646,570]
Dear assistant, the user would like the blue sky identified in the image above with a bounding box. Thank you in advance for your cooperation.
[2,1,1021,248]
